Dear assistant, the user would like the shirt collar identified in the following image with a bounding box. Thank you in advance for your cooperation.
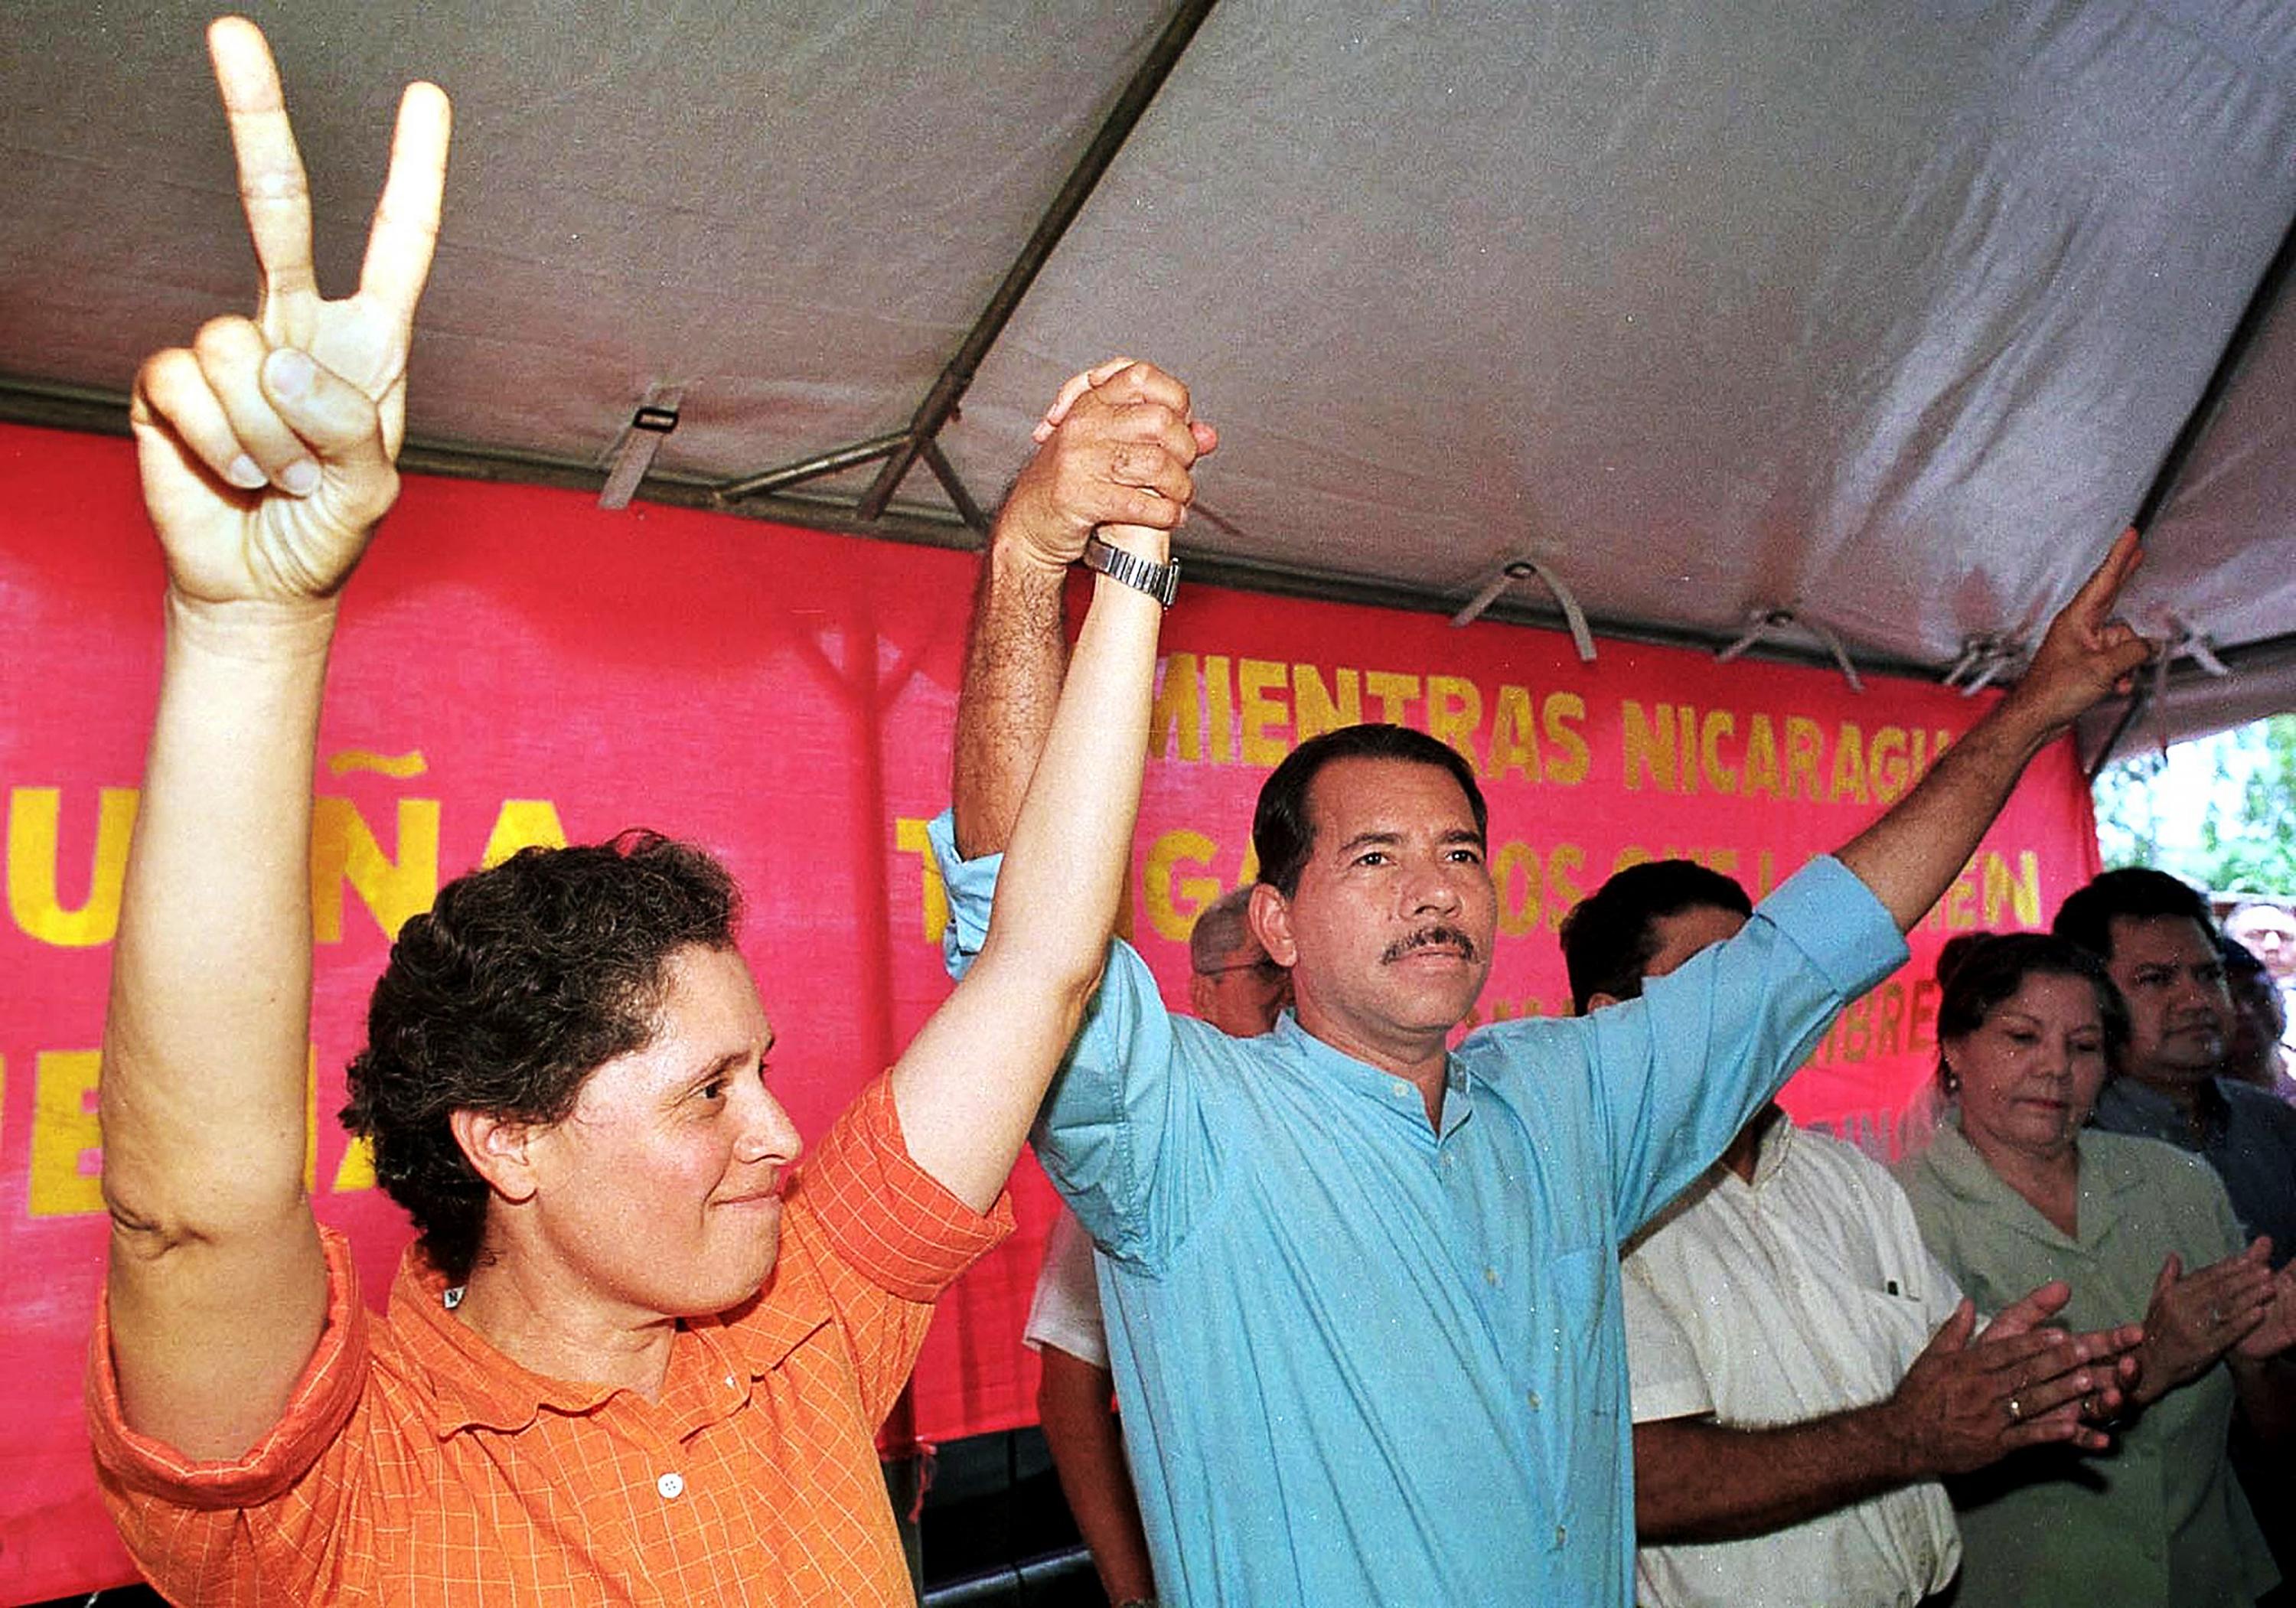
[2096,1073,2229,1145]
[392,1246,611,1437]
[1919,1116,2145,1244]
[1916,1122,2056,1241]
[392,1240,824,1439]
[1745,1106,1795,1187]
[1270,1013,1476,1137]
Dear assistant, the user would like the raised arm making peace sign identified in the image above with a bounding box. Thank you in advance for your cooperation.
[99,16,449,1465]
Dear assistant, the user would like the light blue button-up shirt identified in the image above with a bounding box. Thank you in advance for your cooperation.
[931,813,1904,1606]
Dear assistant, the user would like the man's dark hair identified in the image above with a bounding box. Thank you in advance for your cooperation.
[1252,724,1487,897]
[1559,859,1753,1014]
[341,831,742,1283]
[1933,931,2128,1093]
[2051,866,2215,961]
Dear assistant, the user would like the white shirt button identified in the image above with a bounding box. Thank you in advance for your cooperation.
[657,1472,685,1500]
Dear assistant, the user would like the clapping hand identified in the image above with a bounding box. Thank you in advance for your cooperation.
[1890,1282,2142,1473]
[2232,1244,2296,1363]
[2134,1241,2280,1402]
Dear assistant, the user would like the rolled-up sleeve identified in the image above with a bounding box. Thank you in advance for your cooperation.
[1751,854,1908,1002]
[929,810,999,983]
[804,1073,1013,1303]
[89,1227,369,1512]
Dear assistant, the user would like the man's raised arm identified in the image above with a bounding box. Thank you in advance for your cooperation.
[891,363,1215,1208]
[1833,531,2150,928]
[951,360,1215,859]
[98,18,448,1462]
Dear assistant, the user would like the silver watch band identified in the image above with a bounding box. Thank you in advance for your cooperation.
[1081,532,1181,608]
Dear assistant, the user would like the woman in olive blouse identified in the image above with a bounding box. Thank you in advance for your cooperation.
[1896,933,2294,1607]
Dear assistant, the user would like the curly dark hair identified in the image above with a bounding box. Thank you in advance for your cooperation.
[1559,859,1753,1015]
[1932,931,2128,1097]
[1252,723,1487,897]
[341,831,742,1282]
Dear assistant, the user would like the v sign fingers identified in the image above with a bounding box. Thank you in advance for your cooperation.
[135,19,451,609]
[210,18,320,321]
[212,18,449,446]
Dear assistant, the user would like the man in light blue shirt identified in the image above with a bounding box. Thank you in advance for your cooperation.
[940,807,1905,1602]
[954,363,2154,1604]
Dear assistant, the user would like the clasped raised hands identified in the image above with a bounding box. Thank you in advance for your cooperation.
[997,357,1218,569]
[130,18,449,608]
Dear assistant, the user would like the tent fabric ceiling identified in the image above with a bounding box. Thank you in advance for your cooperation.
[4,1,2291,741]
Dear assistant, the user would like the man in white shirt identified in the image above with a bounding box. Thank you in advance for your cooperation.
[1563,860,2137,1608]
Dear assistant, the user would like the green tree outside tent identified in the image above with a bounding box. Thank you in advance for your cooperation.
[2093,714,2296,898]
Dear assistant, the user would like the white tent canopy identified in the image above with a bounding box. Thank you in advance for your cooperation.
[5,0,2291,755]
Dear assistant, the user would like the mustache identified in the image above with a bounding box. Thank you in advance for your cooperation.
[1381,925,1480,964]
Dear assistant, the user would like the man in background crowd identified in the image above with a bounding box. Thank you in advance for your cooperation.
[2056,869,2296,1600]
[2226,901,2296,992]
[2058,869,2296,1266]
[2223,935,2295,1102]
[2227,901,2296,1062]
[1026,885,1287,1607]
[1569,862,2135,1608]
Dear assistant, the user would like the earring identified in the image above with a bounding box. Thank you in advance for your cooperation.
[1939,1064,1960,1096]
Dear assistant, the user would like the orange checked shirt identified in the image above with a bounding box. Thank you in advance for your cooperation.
[88,1075,1010,1606]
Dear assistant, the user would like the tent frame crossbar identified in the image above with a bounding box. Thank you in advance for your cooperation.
[845,0,1221,528]
[12,364,2294,696]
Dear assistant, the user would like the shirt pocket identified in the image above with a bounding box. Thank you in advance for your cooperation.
[1848,1283,1941,1372]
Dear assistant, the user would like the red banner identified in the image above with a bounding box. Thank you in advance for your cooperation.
[0,421,2098,1601]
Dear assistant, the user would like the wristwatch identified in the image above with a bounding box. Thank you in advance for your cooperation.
[1081,532,1181,608]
